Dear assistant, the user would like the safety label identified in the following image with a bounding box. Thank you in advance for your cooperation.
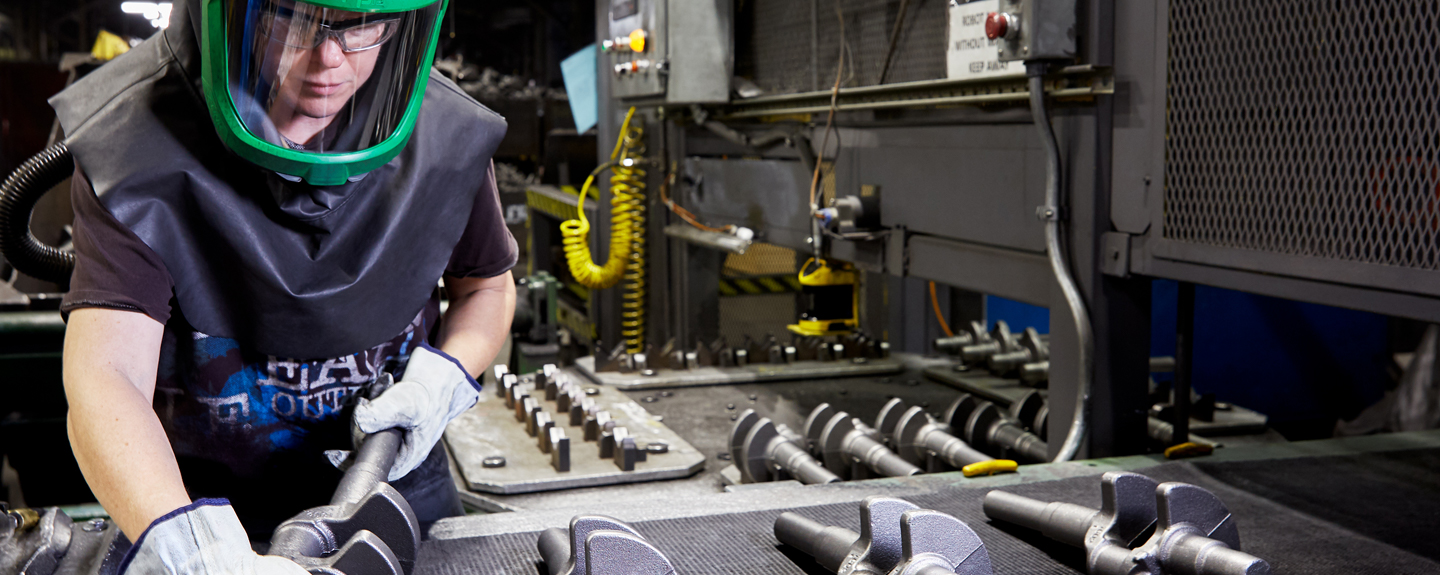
[947,0,1023,80]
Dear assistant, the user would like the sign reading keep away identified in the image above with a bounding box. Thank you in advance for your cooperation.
[947,0,1024,80]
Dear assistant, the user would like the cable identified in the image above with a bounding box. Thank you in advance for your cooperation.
[928,281,955,338]
[0,142,75,286]
[619,127,648,354]
[1028,65,1094,464]
[561,108,644,291]
[659,163,731,233]
[808,1,847,259]
[877,0,912,85]
[560,107,649,353]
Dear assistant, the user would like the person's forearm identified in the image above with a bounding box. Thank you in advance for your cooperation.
[437,272,516,376]
[66,381,191,539]
[64,309,189,541]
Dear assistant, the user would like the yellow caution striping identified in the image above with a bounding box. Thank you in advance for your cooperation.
[732,279,763,294]
[718,275,803,296]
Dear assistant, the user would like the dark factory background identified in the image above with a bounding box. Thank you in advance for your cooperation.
[2,2,1439,572]
[0,0,1422,444]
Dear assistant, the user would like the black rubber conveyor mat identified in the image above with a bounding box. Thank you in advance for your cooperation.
[416,448,1440,574]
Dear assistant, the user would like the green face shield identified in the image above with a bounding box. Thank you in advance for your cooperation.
[200,0,447,185]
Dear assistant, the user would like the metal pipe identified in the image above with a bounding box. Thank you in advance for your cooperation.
[1029,66,1093,463]
[1174,282,1195,447]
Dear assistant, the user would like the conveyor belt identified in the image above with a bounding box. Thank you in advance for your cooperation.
[418,433,1440,574]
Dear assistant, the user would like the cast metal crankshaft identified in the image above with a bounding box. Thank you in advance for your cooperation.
[730,409,840,484]
[775,496,993,575]
[983,472,1269,575]
[804,404,922,479]
[537,515,676,575]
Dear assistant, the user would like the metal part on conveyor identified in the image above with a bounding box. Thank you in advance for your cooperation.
[537,515,677,575]
[730,409,840,484]
[1009,390,1047,436]
[271,375,419,575]
[805,403,922,479]
[945,394,1049,463]
[934,321,991,356]
[983,472,1270,575]
[575,353,905,389]
[988,328,1049,375]
[578,332,902,389]
[960,322,1018,363]
[774,496,993,575]
[875,398,991,472]
[1019,360,1050,384]
[1147,416,1220,449]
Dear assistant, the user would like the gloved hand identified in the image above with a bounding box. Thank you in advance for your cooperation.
[119,499,308,574]
[354,343,482,481]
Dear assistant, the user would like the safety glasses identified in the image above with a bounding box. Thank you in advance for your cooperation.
[258,4,401,52]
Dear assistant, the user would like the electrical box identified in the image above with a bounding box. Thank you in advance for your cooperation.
[992,0,1078,63]
[604,0,732,104]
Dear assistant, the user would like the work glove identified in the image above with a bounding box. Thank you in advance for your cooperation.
[354,343,482,481]
[118,499,308,575]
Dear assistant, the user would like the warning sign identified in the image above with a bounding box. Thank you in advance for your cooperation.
[947,0,1023,80]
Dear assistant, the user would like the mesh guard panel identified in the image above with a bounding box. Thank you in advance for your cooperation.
[735,0,948,96]
[1164,0,1440,270]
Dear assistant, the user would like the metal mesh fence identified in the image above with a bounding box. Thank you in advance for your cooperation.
[735,0,948,96]
[1164,0,1440,270]
[722,243,799,277]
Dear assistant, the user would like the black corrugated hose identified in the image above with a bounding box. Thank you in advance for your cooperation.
[0,142,76,286]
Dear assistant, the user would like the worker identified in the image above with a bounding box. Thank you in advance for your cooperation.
[49,0,514,571]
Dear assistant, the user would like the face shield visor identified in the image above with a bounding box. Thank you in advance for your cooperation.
[200,0,446,185]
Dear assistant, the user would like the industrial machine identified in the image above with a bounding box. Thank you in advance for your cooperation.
[4,0,1440,573]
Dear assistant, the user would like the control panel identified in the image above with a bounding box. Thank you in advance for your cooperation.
[986,0,1078,63]
[604,0,732,104]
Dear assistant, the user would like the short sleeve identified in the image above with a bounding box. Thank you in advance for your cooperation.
[445,161,519,279]
[60,167,175,324]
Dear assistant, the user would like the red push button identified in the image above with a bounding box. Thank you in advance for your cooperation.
[985,12,1017,40]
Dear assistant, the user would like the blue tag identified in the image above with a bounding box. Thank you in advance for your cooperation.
[561,45,599,134]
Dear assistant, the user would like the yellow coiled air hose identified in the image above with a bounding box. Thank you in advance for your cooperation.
[560,108,648,353]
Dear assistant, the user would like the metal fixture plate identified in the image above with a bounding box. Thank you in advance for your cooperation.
[445,378,705,494]
[574,356,905,390]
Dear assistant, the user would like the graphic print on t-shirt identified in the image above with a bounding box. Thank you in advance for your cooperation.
[153,308,429,474]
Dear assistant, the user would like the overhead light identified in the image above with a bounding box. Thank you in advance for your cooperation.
[121,2,172,29]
